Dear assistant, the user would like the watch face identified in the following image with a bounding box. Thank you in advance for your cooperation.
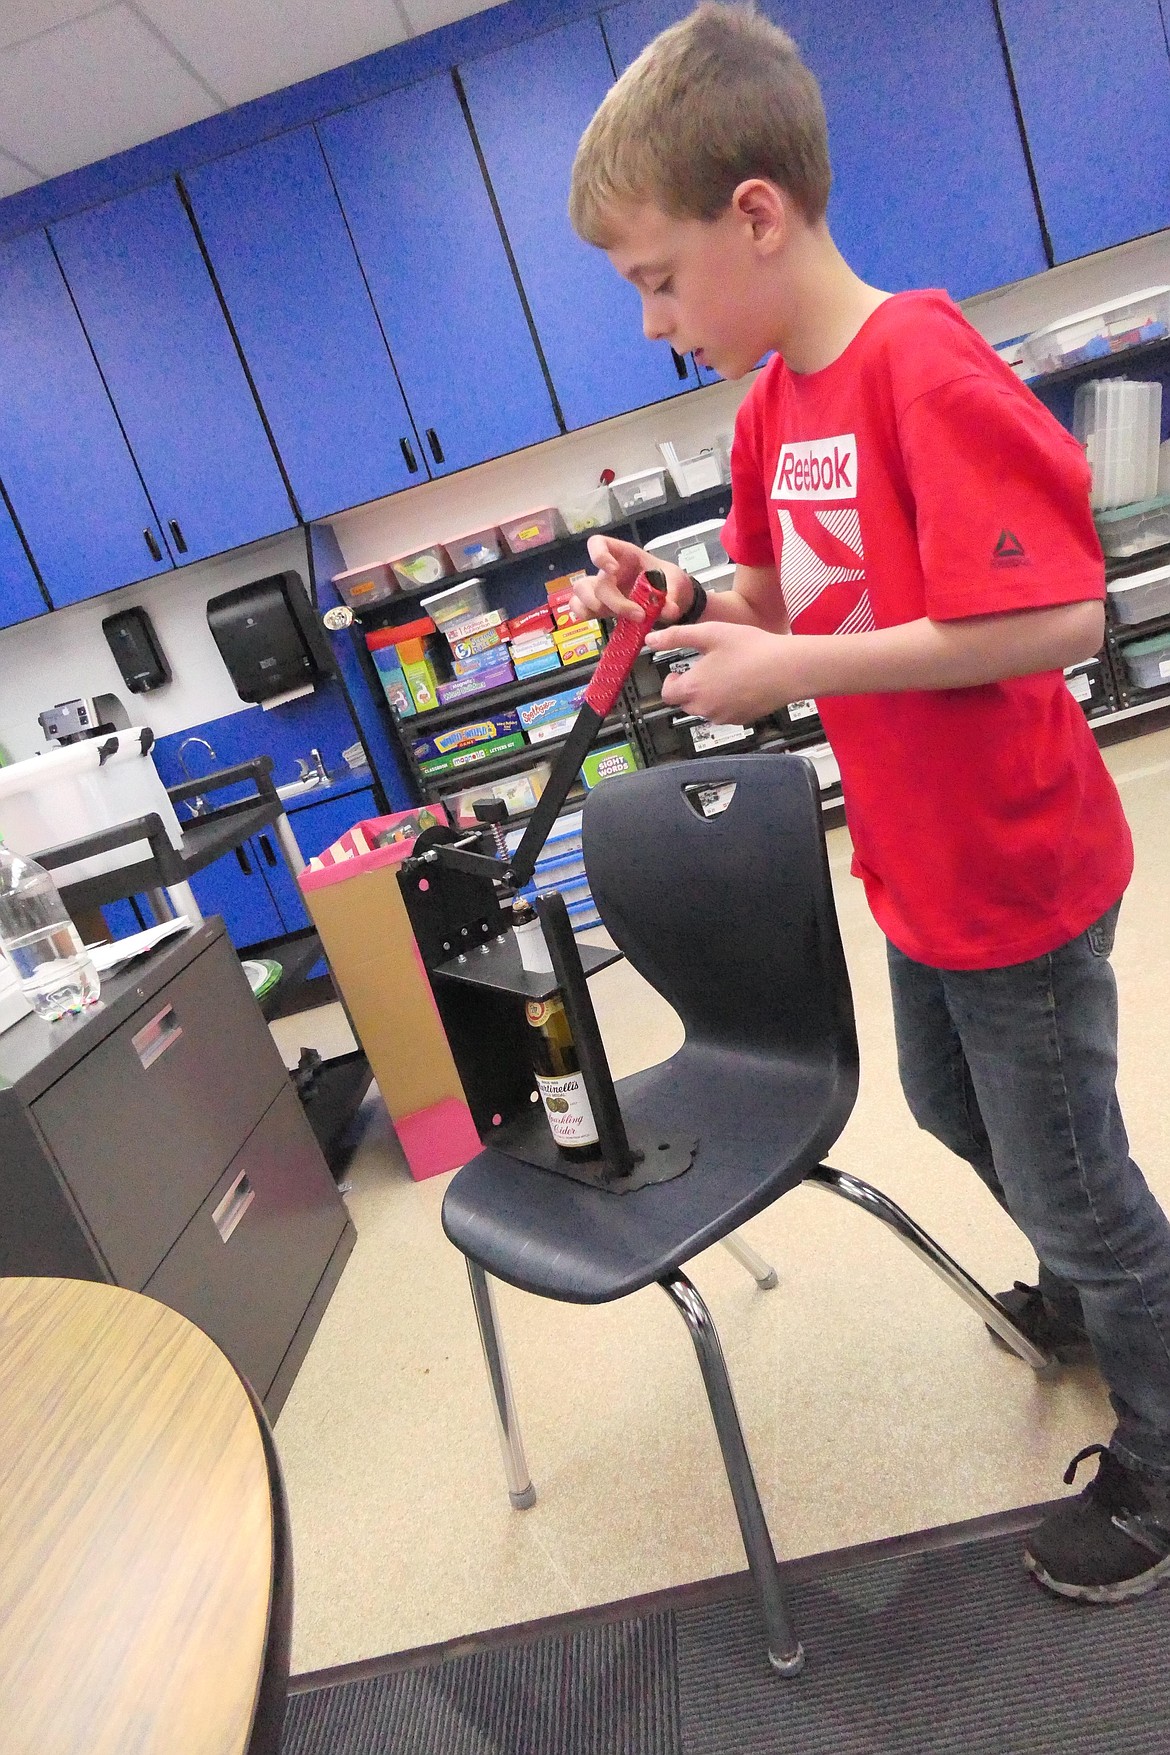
[322,605,354,631]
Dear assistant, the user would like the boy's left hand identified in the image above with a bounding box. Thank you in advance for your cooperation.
[644,622,802,724]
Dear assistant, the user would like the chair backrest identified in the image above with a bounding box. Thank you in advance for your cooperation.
[582,753,858,1083]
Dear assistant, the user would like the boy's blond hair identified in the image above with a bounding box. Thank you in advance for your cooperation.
[570,3,830,246]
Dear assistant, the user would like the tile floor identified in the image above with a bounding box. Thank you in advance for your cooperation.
[268,725,1170,1677]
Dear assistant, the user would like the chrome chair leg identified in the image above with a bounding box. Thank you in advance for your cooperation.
[466,1260,536,1509]
[661,1269,804,1676]
[805,1165,1053,1371]
[721,1230,779,1290]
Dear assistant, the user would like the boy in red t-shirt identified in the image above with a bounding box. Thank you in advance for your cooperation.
[567,2,1170,1603]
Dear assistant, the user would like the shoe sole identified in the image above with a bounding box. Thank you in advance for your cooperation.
[1024,1545,1170,1604]
[985,1325,1094,1366]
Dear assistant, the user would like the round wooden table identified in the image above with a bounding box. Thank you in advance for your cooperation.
[0,1277,290,1755]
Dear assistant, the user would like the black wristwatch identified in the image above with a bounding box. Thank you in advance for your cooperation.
[673,575,708,626]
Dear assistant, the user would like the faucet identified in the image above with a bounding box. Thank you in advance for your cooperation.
[296,748,329,785]
[176,736,220,817]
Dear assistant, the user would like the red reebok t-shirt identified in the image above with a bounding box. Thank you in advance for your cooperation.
[722,289,1132,970]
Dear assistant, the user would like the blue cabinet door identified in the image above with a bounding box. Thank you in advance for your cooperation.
[50,180,297,566]
[0,229,171,607]
[998,0,1170,261]
[0,497,47,629]
[188,840,287,949]
[317,72,560,475]
[603,0,1047,300]
[183,129,428,523]
[458,18,699,428]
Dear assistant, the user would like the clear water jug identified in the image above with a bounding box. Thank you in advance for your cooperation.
[0,841,100,1021]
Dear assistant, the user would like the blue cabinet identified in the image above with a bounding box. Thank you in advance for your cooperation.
[0,497,47,629]
[187,839,288,950]
[458,17,699,428]
[50,180,296,566]
[998,0,1170,262]
[182,130,428,523]
[0,229,171,607]
[603,0,1047,300]
[317,72,560,474]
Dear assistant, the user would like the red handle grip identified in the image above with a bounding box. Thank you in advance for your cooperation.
[583,571,668,717]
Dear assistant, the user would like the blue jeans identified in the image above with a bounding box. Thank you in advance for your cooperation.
[887,901,1170,1483]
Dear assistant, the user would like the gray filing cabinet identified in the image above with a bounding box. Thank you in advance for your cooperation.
[0,919,355,1416]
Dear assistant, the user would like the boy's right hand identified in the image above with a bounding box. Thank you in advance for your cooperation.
[570,534,694,624]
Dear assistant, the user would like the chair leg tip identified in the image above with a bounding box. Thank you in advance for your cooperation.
[757,1270,779,1291]
[509,1484,537,1510]
[768,1642,806,1677]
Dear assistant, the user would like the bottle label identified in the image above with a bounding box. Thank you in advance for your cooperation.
[535,1072,599,1148]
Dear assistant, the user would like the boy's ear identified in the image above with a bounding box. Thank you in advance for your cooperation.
[730,179,790,253]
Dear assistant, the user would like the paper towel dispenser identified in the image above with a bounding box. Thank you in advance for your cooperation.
[206,571,328,705]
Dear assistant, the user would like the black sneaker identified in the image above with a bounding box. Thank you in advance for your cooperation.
[985,1281,1094,1364]
[1024,1444,1170,1603]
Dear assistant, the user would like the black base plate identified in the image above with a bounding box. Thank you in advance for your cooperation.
[490,1103,697,1191]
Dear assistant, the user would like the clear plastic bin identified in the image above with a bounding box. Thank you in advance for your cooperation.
[1073,378,1161,510]
[446,527,503,570]
[447,760,552,827]
[1107,561,1170,625]
[646,518,729,574]
[500,508,565,553]
[420,577,488,626]
[331,560,398,610]
[1122,632,1170,691]
[559,485,613,533]
[610,467,669,512]
[391,543,453,589]
[1021,286,1170,378]
[1095,494,1170,559]
[697,561,735,591]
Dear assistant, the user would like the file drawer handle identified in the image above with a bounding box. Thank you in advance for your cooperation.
[212,1171,255,1244]
[131,1005,183,1070]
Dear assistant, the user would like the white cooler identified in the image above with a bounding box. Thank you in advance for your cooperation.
[0,731,184,886]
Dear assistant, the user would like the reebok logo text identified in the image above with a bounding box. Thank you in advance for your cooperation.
[772,434,857,501]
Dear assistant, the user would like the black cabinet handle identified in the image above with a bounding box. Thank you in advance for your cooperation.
[400,436,419,473]
[235,845,252,876]
[258,834,277,867]
[168,519,188,554]
[143,527,162,562]
[426,428,445,465]
[671,348,688,381]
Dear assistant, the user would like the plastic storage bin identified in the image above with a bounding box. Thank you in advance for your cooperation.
[1095,495,1170,559]
[500,508,565,554]
[391,543,453,589]
[1121,632,1170,691]
[559,485,613,533]
[1021,287,1170,378]
[1108,561,1170,625]
[446,760,553,827]
[1073,379,1161,510]
[1064,659,1110,715]
[645,518,729,575]
[420,577,488,627]
[610,467,669,513]
[446,527,503,571]
[331,560,398,610]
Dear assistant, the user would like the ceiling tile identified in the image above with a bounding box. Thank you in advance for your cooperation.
[0,151,41,197]
[400,0,501,36]
[0,4,221,178]
[135,0,413,107]
[0,1,103,55]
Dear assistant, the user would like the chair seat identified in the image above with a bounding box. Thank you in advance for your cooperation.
[442,1041,854,1303]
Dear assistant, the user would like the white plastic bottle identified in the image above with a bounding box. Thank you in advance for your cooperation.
[0,840,100,1021]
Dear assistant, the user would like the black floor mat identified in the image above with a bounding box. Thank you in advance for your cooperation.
[282,1523,1170,1755]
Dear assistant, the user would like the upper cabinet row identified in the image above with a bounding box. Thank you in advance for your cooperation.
[0,0,1168,624]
